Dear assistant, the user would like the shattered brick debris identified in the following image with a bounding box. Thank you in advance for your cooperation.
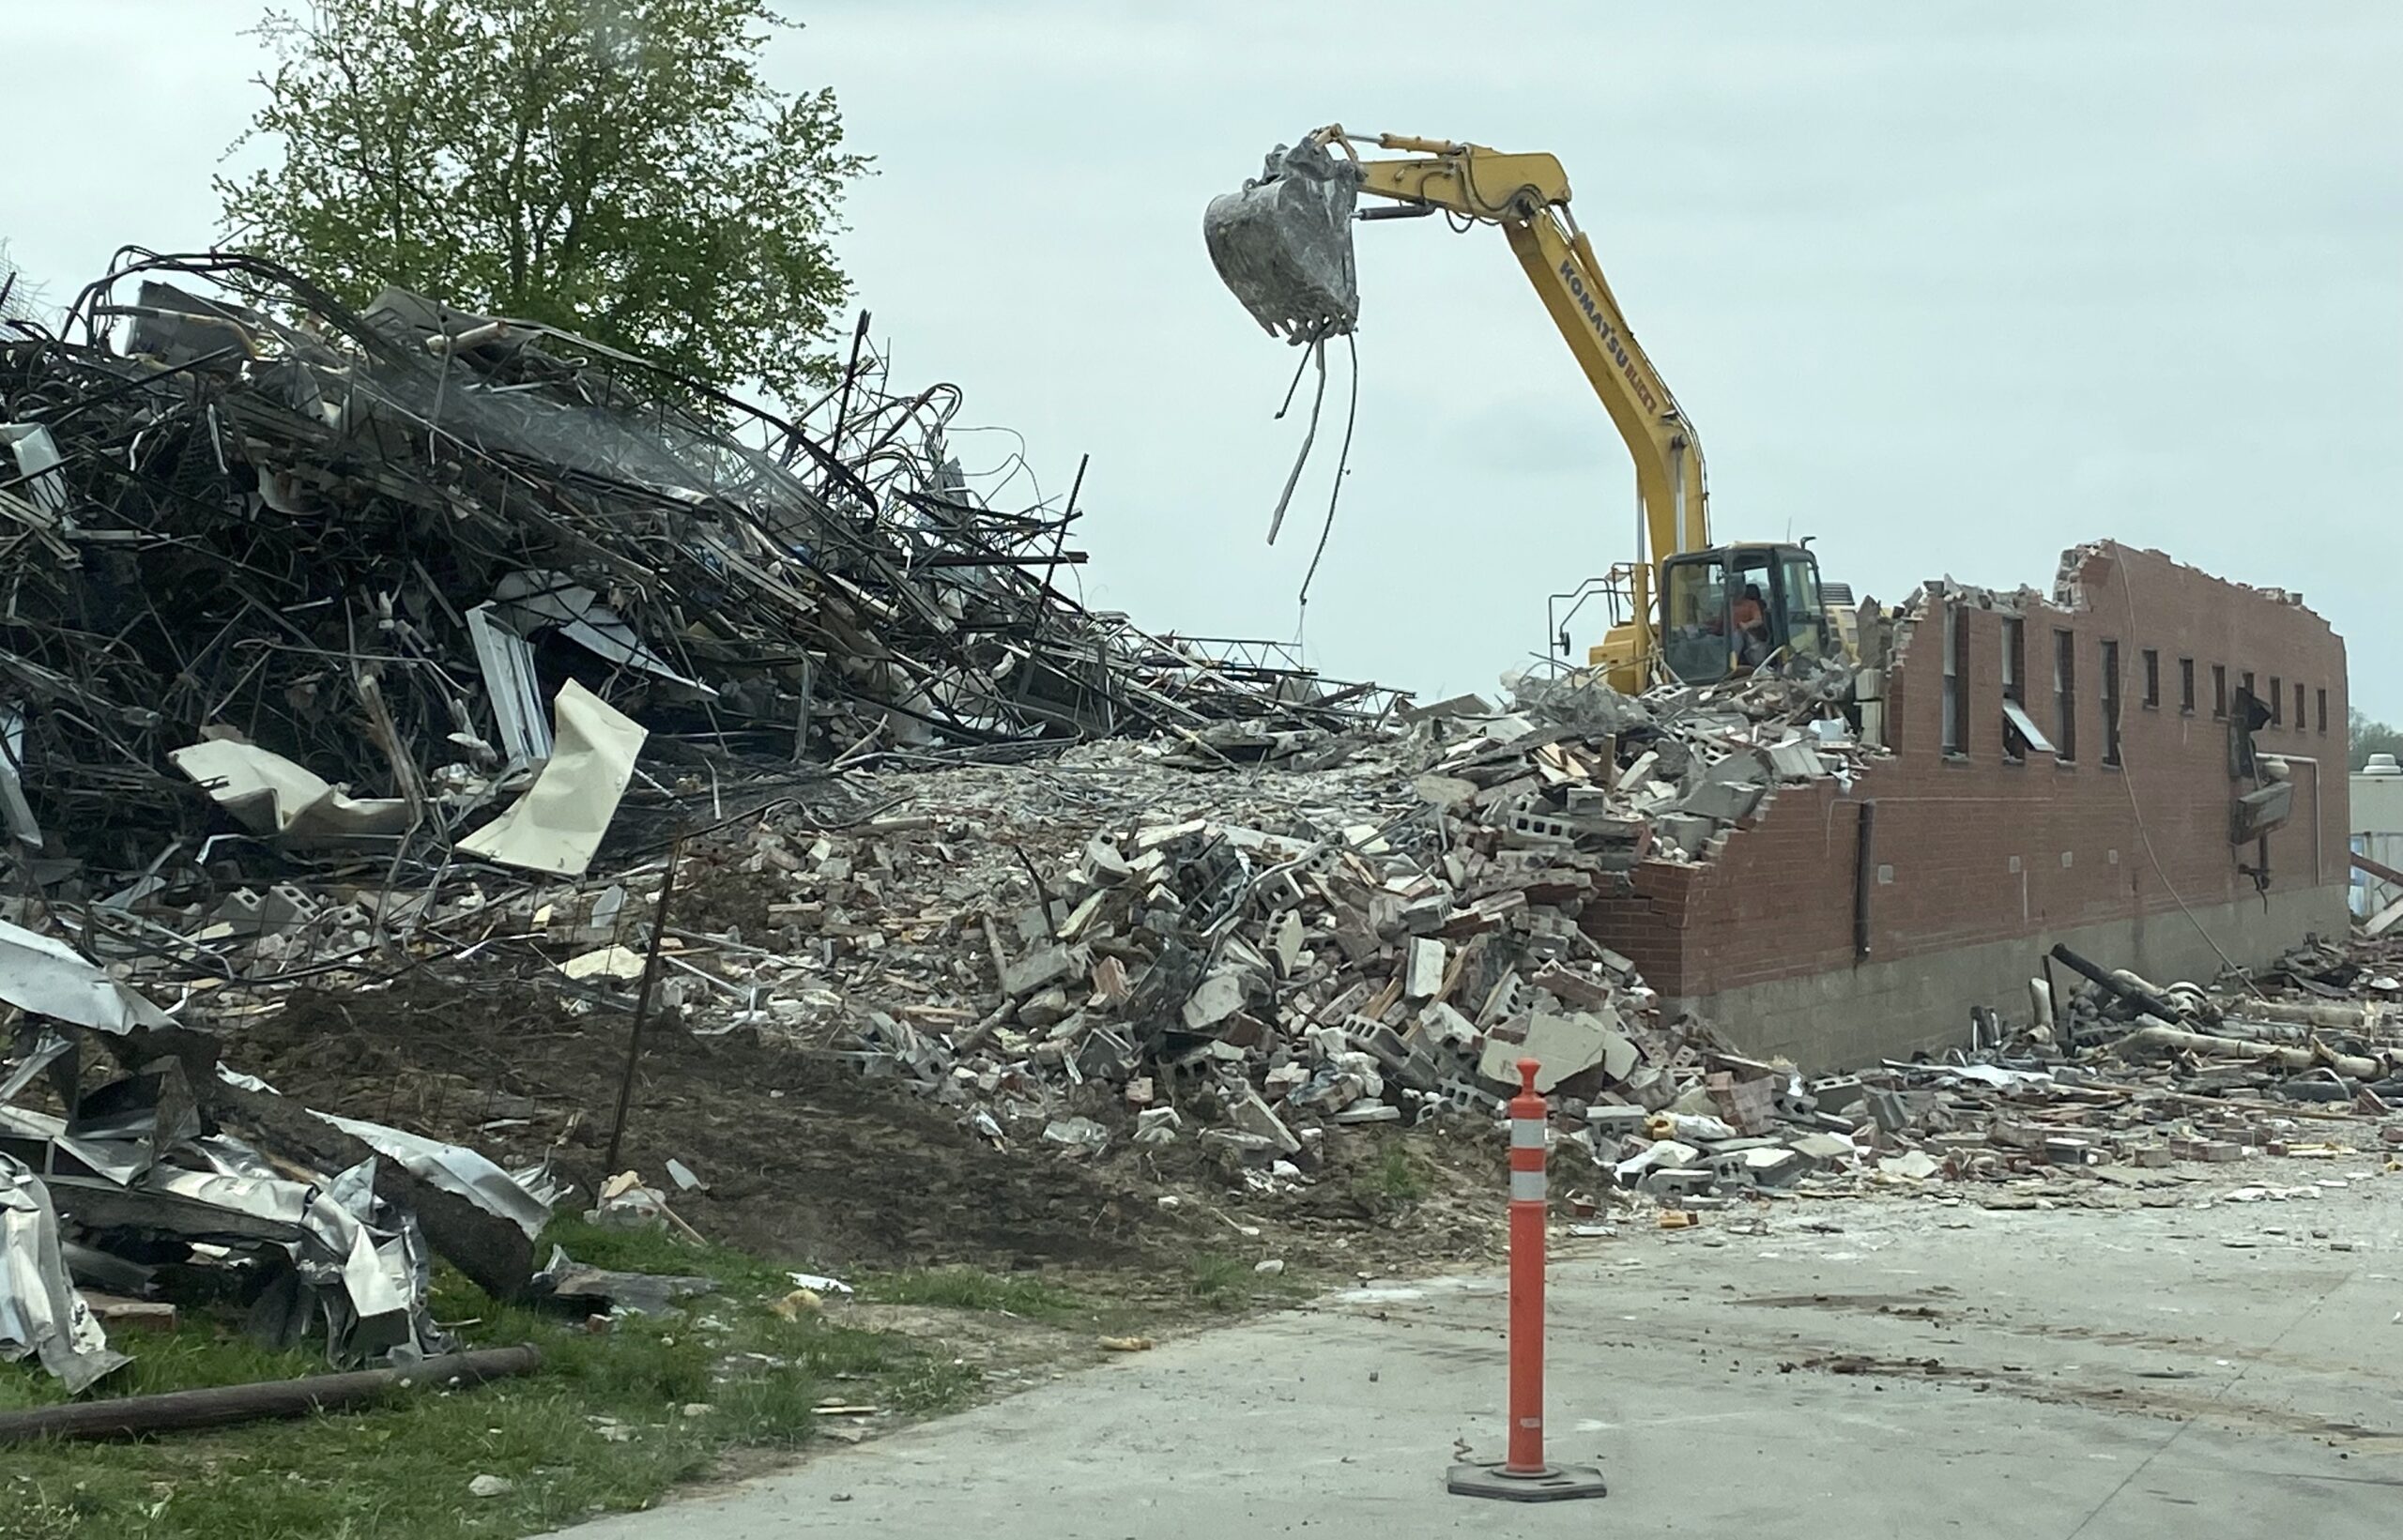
[611,658,1888,1183]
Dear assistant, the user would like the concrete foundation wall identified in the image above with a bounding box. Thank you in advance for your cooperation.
[1674,881,2351,1072]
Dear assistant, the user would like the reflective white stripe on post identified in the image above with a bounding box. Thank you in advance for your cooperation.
[1510,1169,1547,1202]
[1510,1120,1546,1149]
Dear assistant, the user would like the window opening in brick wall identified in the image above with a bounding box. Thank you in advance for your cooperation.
[2179,657,2196,714]
[2242,671,2256,724]
[2101,639,2122,767]
[2294,681,2305,733]
[2141,648,2160,709]
[2212,664,2227,719]
[1942,604,1967,755]
[2054,630,2078,762]
[2001,617,2027,759]
[2268,675,2281,725]
[2317,687,2328,735]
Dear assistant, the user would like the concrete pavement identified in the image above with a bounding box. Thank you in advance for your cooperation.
[559,1174,2403,1539]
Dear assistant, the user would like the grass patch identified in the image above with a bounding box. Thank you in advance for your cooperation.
[0,1223,990,1539]
[1367,1142,1431,1204]
[859,1267,1085,1321]
[1186,1252,1254,1310]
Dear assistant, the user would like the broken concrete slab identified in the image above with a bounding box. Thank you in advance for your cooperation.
[1478,1010,1616,1093]
[1229,1090,1302,1154]
[1002,942,1081,999]
[1181,970,1251,1031]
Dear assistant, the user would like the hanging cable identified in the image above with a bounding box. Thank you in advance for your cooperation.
[1263,340,1327,544]
[1295,333,1360,625]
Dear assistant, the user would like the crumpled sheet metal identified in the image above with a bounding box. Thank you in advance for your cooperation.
[457,680,647,877]
[1203,137,1364,344]
[0,1153,128,1394]
[314,1111,555,1241]
[48,1157,446,1365]
[0,920,174,1034]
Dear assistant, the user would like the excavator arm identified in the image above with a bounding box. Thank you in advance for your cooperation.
[1205,126,1822,688]
[1331,130,1709,571]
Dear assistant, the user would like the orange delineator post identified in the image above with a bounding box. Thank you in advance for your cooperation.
[1445,1056,1608,1502]
[1506,1056,1549,1473]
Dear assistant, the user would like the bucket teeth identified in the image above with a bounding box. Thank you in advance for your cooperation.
[1202,139,1364,344]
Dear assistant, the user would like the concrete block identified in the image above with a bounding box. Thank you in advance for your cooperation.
[1083,837,1131,883]
[1256,868,1307,912]
[1529,960,1614,1009]
[1334,1100,1401,1124]
[2043,1136,2098,1166]
[1809,1075,1866,1114]
[1404,937,1446,999]
[1505,810,1576,848]
[1766,740,1825,781]
[1621,1066,1677,1111]
[1350,1021,1415,1074]
[1640,1166,1717,1198]
[1438,1078,1505,1117]
[1678,778,1765,823]
[1861,1088,1913,1133]
[1786,1132,1857,1167]
[1653,813,1717,854]
[1270,909,1304,975]
[1708,1074,1777,1136]
[1417,1001,1477,1048]
[1743,1147,1807,1186]
[1586,1105,1650,1136]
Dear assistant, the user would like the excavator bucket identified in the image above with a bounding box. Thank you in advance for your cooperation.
[1202,138,1364,344]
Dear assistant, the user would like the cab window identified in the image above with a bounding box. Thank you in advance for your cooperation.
[1661,556,1731,682]
[1781,555,1825,661]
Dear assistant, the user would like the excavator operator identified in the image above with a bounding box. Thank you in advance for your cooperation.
[1734,584,1770,666]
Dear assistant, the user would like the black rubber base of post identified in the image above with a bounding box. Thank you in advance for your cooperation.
[1446,1461,1609,1502]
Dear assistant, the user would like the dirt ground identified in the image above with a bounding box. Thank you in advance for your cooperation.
[217,975,1508,1287]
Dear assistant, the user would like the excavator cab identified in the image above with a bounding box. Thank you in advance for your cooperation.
[1657,542,1829,684]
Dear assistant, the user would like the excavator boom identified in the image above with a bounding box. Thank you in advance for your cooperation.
[1204,127,1833,688]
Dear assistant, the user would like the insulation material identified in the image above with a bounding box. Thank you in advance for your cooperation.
[457,681,646,876]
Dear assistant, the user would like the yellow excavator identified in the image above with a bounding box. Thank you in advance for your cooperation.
[1204,127,1842,693]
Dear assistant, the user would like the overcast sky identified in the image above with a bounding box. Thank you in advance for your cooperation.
[7,1,2398,719]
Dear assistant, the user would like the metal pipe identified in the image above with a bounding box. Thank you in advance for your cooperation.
[604,838,683,1176]
[0,1346,541,1444]
[1853,800,1876,960]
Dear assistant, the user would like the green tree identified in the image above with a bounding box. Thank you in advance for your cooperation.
[2351,708,2403,771]
[218,0,866,401]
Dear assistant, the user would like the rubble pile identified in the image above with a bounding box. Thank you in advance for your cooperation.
[0,251,1401,885]
[1573,934,2401,1219]
[613,663,1883,1168]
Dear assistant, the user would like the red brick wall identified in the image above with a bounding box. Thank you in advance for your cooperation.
[1588,543,2349,1000]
